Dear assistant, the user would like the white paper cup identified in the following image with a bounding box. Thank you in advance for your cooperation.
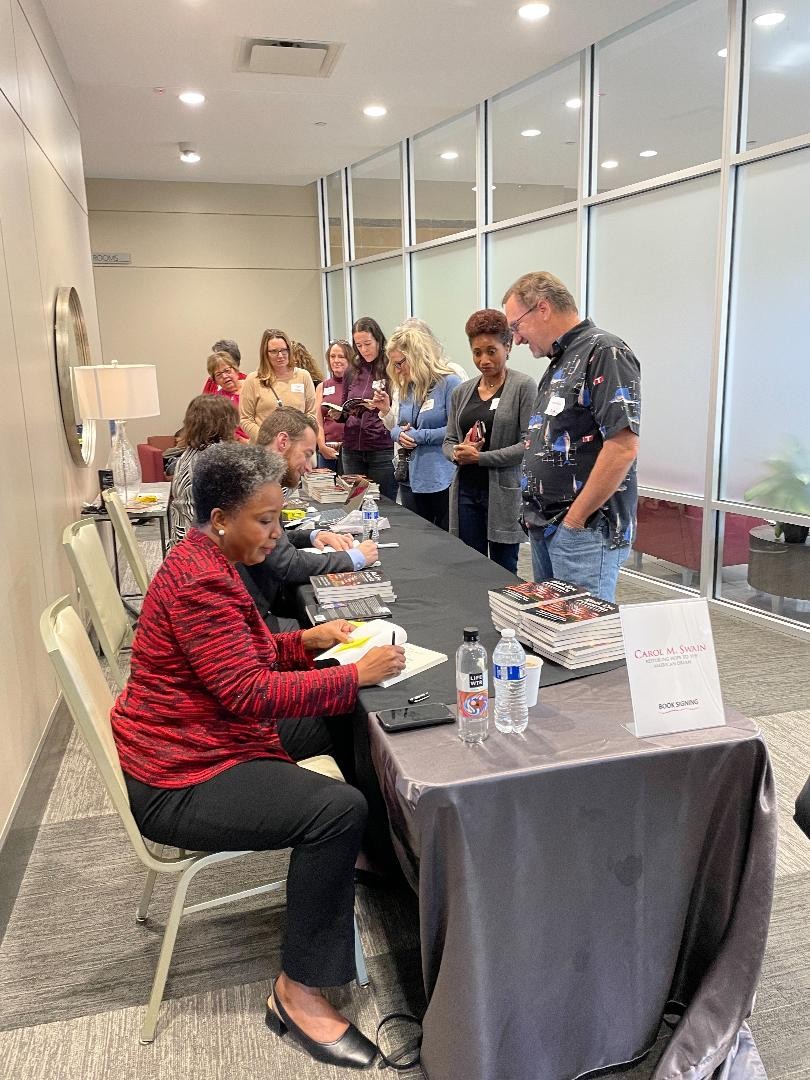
[525,655,543,708]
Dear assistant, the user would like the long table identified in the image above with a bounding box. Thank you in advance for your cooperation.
[298,503,776,1080]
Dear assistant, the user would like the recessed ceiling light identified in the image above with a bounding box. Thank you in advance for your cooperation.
[471,186,477,192]
[565,97,581,109]
[179,90,205,106]
[440,150,459,160]
[717,47,728,57]
[639,149,658,158]
[753,11,785,26]
[179,142,200,164]
[601,159,619,169]
[363,104,387,118]
[521,128,542,137]
[518,3,550,21]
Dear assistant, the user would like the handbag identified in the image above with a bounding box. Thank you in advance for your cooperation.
[394,451,411,484]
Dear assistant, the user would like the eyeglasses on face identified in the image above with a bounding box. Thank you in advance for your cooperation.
[392,356,408,369]
[213,367,235,378]
[266,348,290,358]
[507,299,540,335]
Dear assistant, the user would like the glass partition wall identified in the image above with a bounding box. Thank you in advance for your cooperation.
[318,0,810,635]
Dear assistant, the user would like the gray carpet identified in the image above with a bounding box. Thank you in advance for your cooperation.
[0,540,808,1079]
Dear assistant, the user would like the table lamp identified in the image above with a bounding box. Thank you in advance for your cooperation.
[73,361,160,502]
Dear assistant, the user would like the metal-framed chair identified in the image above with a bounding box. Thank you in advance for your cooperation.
[62,519,132,689]
[101,489,152,596]
[39,596,369,1043]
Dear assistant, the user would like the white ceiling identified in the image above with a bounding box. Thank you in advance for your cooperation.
[43,0,678,186]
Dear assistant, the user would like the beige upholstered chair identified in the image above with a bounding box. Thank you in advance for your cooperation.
[39,596,369,1045]
[62,519,132,690]
[101,490,152,596]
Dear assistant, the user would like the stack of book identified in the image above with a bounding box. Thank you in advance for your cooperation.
[301,474,346,503]
[311,569,396,607]
[488,579,624,669]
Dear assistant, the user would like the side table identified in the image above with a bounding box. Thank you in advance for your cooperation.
[747,525,810,615]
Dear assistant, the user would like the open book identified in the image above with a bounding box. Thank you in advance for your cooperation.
[321,397,370,421]
[315,620,447,687]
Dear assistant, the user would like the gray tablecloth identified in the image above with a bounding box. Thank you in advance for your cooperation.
[300,504,777,1080]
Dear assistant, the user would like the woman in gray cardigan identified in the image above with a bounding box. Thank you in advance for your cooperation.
[443,309,537,573]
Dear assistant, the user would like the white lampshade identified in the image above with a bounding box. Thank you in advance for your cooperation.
[73,364,160,420]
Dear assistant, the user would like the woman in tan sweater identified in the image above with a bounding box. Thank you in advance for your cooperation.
[240,328,317,441]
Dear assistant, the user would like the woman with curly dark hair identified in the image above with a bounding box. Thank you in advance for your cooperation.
[340,316,396,501]
[443,309,537,573]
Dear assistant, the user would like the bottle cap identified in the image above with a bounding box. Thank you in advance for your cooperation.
[462,626,479,642]
[501,628,516,638]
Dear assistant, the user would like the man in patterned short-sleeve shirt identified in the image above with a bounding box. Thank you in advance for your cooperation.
[502,272,641,602]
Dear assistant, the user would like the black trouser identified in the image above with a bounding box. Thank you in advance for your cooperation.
[124,716,366,987]
[404,486,450,531]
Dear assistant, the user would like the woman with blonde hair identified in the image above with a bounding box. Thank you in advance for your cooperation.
[240,329,317,441]
[290,340,324,388]
[385,326,462,529]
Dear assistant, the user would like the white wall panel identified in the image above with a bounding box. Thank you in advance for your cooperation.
[411,238,478,373]
[351,258,405,339]
[0,0,20,111]
[12,1,85,208]
[15,0,78,123]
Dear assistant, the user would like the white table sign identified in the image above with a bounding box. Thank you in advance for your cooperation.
[620,598,725,738]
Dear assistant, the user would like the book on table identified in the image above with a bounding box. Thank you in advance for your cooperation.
[315,620,448,687]
[305,596,393,625]
[488,579,585,612]
[311,568,396,604]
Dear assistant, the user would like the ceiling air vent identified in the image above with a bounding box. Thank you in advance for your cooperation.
[236,37,343,78]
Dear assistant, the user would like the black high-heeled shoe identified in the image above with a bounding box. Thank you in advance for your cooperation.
[265,977,377,1070]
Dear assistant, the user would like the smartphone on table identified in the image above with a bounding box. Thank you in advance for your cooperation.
[375,703,454,732]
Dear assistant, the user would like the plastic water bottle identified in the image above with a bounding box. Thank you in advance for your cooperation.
[361,493,379,541]
[456,627,489,744]
[493,628,528,734]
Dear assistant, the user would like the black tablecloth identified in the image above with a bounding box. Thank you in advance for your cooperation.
[296,504,777,1080]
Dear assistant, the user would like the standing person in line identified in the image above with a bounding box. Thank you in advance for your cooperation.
[240,329,317,442]
[340,316,397,501]
[202,339,244,394]
[203,351,249,441]
[444,310,537,573]
[385,326,461,530]
[502,271,640,602]
[291,340,324,389]
[314,340,351,472]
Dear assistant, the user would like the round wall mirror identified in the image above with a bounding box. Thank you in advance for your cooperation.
[54,286,95,467]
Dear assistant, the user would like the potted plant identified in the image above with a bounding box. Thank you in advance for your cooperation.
[744,440,810,544]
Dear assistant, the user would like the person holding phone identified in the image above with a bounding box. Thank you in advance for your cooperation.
[443,309,537,573]
[340,316,397,501]
[112,443,405,1070]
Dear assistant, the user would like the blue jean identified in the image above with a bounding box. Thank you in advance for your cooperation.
[317,451,342,473]
[457,484,520,574]
[341,449,397,503]
[529,518,629,602]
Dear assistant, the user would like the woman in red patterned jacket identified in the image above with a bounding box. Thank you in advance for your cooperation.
[111,442,404,1070]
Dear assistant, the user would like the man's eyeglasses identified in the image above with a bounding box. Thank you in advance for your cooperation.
[508,300,540,336]
[266,348,290,358]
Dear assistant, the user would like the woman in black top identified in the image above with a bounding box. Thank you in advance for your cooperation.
[443,309,537,573]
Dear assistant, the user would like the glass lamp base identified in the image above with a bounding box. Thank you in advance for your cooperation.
[111,420,142,504]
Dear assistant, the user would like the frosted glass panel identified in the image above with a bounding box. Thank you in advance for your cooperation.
[351,146,402,260]
[351,257,405,339]
[722,148,810,515]
[487,214,577,382]
[326,270,347,343]
[325,171,344,266]
[590,174,720,495]
[491,60,580,221]
[411,238,477,372]
[745,0,810,149]
[595,0,725,193]
[413,111,476,243]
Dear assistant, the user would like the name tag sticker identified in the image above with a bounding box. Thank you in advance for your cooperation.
[421,398,434,413]
[490,397,500,411]
[323,385,336,396]
[291,383,305,394]
[546,395,566,416]
[372,380,386,391]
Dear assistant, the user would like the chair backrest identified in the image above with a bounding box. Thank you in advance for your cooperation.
[102,490,152,596]
[137,443,167,483]
[39,597,153,861]
[62,519,132,689]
